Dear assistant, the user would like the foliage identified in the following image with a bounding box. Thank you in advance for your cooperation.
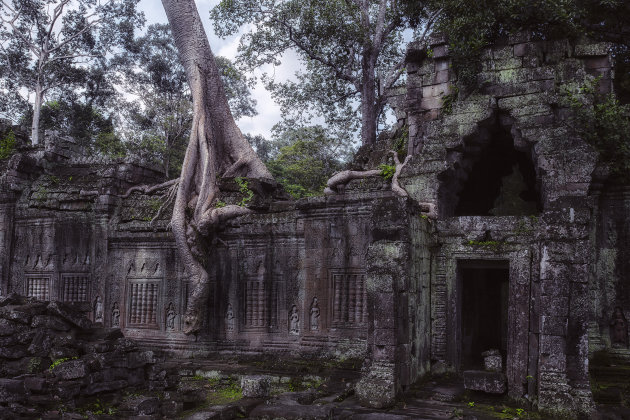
[431,0,630,93]
[564,76,630,182]
[49,356,78,372]
[0,129,16,160]
[265,126,347,198]
[119,24,257,178]
[0,0,145,143]
[94,131,127,158]
[379,164,396,181]
[441,86,459,115]
[211,0,435,145]
[234,177,254,207]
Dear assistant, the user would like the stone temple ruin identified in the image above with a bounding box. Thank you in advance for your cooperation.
[1,35,629,417]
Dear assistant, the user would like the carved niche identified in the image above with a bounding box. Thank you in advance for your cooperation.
[125,258,163,329]
[25,274,52,301]
[60,274,90,303]
[329,269,367,328]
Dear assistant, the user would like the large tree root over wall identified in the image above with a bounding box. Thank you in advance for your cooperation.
[325,151,437,218]
[162,0,272,335]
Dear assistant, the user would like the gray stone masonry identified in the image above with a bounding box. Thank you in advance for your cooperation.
[0,35,628,418]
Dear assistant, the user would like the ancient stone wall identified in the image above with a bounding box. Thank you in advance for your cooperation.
[390,34,615,415]
[0,35,626,418]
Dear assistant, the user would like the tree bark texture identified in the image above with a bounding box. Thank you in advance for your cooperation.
[162,0,272,334]
[31,83,43,146]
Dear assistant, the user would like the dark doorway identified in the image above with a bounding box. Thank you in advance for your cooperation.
[460,262,509,369]
[454,124,539,216]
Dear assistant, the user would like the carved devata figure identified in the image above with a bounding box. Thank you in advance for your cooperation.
[225,303,235,332]
[289,305,299,335]
[610,306,628,347]
[310,297,320,331]
[94,296,103,323]
[111,302,120,327]
[166,302,176,330]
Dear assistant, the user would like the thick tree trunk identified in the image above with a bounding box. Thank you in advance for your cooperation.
[162,0,272,334]
[31,84,43,146]
[360,52,378,146]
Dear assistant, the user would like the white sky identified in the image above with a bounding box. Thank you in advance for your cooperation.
[137,0,292,139]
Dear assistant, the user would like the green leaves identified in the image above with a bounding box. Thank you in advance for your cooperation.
[263,126,347,199]
[0,130,16,160]
[564,76,630,182]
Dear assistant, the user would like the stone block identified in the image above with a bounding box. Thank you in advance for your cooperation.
[355,374,396,408]
[574,43,610,57]
[127,350,155,368]
[0,318,23,336]
[52,359,87,380]
[0,379,25,403]
[23,376,47,392]
[54,380,82,399]
[583,56,610,69]
[46,302,92,330]
[240,375,271,398]
[463,370,507,394]
[83,379,128,395]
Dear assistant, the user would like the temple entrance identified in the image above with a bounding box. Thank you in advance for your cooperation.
[459,261,509,370]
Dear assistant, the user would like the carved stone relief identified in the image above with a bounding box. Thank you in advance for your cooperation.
[94,295,103,323]
[310,297,320,331]
[111,302,120,327]
[226,303,235,332]
[289,304,300,335]
[166,302,176,331]
[331,271,367,328]
[61,274,90,303]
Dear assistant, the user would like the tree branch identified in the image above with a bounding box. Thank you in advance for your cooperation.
[121,178,179,198]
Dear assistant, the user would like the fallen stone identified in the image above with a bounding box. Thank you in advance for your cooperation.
[182,410,220,420]
[249,404,333,420]
[54,380,82,399]
[463,370,507,394]
[51,359,87,380]
[0,379,25,403]
[46,301,92,329]
[241,375,271,398]
[31,314,72,331]
[0,318,23,336]
[83,379,128,395]
[23,376,48,392]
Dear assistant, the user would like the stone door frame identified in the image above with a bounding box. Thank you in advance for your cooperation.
[445,248,532,397]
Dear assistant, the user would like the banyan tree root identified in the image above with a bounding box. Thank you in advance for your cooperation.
[163,0,272,335]
[325,151,437,218]
[121,178,179,199]
[325,151,410,196]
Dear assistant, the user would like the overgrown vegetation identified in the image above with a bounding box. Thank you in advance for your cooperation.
[0,130,16,160]
[49,356,78,372]
[379,164,396,181]
[433,0,630,96]
[235,177,254,207]
[564,76,630,182]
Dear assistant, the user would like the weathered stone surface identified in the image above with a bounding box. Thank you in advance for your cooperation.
[240,375,271,398]
[52,359,87,380]
[463,370,507,394]
[0,379,25,402]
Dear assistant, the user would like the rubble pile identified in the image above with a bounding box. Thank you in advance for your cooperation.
[0,294,156,417]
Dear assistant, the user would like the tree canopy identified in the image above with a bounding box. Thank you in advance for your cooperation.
[118,23,257,178]
[0,0,145,145]
[210,0,436,146]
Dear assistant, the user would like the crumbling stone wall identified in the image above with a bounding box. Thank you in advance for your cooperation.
[390,34,615,415]
[0,36,626,418]
[0,294,155,417]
